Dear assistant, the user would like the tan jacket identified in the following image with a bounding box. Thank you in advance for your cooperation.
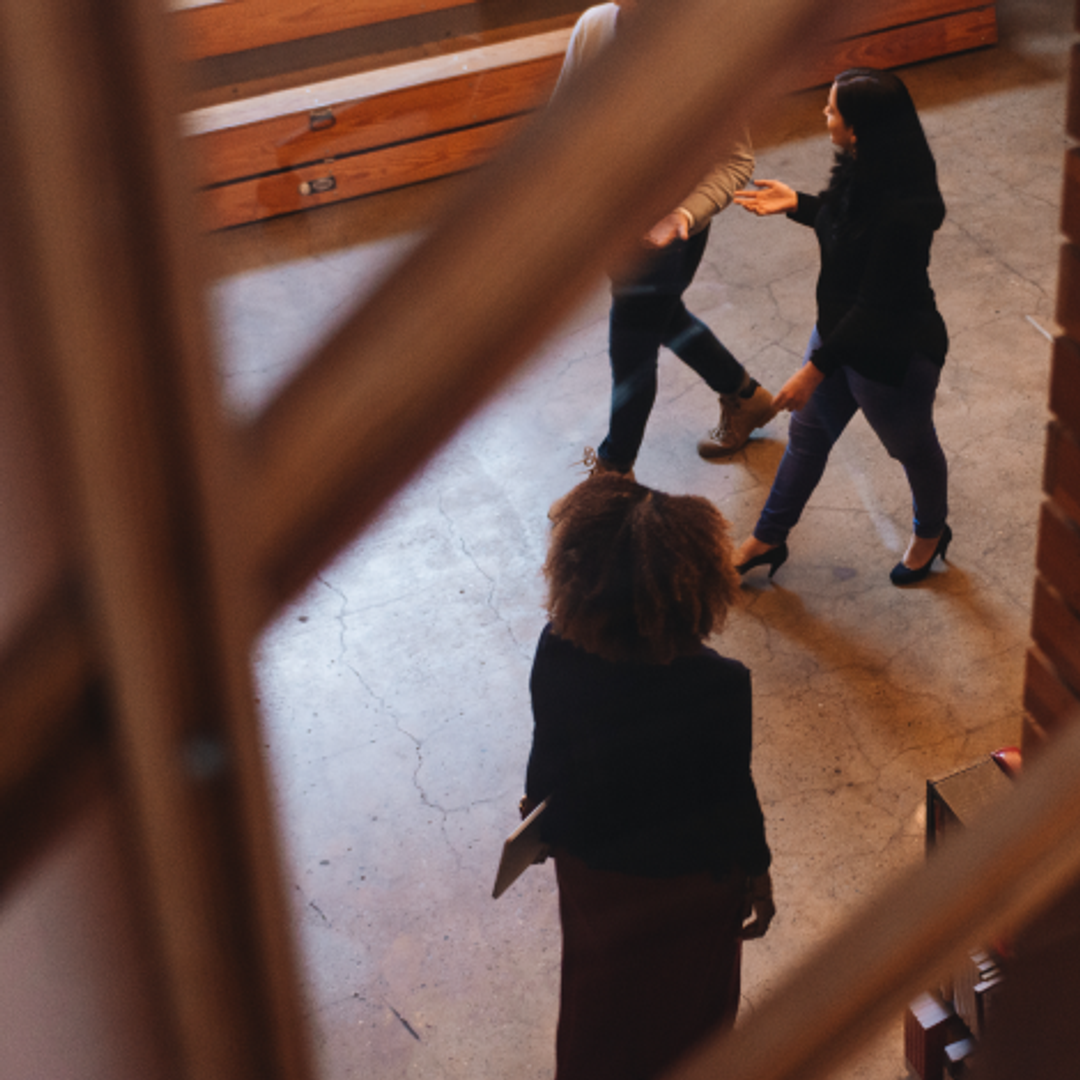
[554,2,754,234]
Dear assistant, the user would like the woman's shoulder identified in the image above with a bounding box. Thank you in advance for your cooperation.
[535,627,748,682]
[678,645,750,685]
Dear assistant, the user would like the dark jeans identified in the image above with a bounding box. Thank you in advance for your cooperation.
[597,226,745,471]
[754,328,948,545]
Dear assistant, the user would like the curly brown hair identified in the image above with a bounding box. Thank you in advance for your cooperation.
[544,473,741,664]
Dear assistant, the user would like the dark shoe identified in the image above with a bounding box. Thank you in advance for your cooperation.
[736,542,788,579]
[889,525,952,586]
[698,385,776,457]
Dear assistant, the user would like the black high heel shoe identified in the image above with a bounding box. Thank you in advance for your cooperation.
[889,524,952,587]
[736,542,789,579]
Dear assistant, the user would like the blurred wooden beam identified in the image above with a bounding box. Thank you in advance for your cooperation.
[0,586,92,803]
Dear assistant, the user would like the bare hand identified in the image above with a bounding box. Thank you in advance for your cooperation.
[740,872,776,940]
[733,179,798,217]
[643,211,690,248]
[773,363,825,412]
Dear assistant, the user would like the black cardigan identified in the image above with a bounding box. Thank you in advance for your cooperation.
[525,625,771,879]
[792,190,948,387]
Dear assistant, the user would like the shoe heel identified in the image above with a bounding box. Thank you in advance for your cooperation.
[737,542,788,578]
[938,524,953,562]
[767,546,788,578]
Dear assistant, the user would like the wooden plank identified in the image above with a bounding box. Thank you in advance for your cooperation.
[1032,576,1080,699]
[173,0,475,61]
[1044,421,1080,527]
[840,0,996,39]
[1022,710,1051,754]
[1024,646,1080,743]
[1036,499,1080,614]
[201,114,527,228]
[1062,146,1080,245]
[1069,42,1080,139]
[1049,333,1080,433]
[0,587,92,802]
[171,0,988,64]
[0,709,104,898]
[1057,244,1080,342]
[185,6,997,224]
[798,5,997,87]
[190,48,564,186]
[185,27,570,134]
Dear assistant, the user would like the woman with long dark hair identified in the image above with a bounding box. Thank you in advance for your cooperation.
[524,473,774,1080]
[733,68,951,585]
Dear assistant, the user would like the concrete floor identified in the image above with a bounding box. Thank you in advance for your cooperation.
[208,2,1071,1076]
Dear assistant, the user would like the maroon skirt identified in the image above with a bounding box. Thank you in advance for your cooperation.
[553,850,746,1080]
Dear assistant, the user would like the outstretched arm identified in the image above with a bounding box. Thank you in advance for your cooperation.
[646,135,756,247]
[733,178,798,216]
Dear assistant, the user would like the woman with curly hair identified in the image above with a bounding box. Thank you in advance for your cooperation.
[733,68,951,585]
[524,473,774,1080]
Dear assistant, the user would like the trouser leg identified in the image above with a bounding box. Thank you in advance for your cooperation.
[663,305,746,394]
[597,291,670,470]
[598,227,741,468]
[847,354,948,538]
[753,333,858,545]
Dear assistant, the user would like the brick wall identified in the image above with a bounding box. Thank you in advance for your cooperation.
[970,7,1080,1076]
[1025,6,1080,752]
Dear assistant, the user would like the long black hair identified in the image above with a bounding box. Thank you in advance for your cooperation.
[823,68,943,232]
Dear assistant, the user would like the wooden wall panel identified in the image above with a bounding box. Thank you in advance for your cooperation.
[182,1,998,228]
[796,5,997,89]
[201,113,527,228]
[1023,647,1076,750]
[173,0,472,61]
[1030,15,1080,750]
[1049,334,1080,430]
[188,45,565,186]
[1036,501,1080,617]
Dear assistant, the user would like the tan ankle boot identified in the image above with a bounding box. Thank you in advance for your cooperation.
[697,385,776,457]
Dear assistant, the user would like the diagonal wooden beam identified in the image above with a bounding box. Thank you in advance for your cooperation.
[0,584,92,805]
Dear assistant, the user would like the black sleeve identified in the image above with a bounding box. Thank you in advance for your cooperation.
[524,627,570,803]
[787,191,821,228]
[713,666,771,876]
